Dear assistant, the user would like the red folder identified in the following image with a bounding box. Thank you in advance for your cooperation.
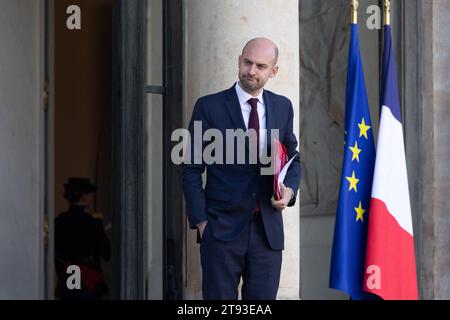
[273,139,288,200]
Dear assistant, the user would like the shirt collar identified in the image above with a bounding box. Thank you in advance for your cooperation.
[235,82,264,106]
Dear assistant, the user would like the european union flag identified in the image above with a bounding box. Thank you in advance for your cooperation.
[329,24,376,299]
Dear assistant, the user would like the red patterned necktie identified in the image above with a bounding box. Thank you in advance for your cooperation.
[247,98,261,212]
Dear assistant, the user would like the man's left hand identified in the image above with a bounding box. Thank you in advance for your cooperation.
[271,183,294,211]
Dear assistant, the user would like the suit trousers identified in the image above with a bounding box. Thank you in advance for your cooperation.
[200,213,282,300]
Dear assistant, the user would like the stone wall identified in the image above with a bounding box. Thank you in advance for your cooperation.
[299,0,380,299]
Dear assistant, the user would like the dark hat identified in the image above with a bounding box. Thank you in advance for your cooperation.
[64,177,97,192]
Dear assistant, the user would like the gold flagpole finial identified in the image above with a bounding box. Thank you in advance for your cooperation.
[384,0,391,25]
[351,0,359,24]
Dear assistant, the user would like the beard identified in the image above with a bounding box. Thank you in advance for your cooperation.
[239,73,265,92]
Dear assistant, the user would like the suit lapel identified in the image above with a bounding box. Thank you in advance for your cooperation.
[225,86,247,131]
[225,86,250,158]
[263,90,275,154]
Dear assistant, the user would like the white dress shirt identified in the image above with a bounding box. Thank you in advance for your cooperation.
[235,82,267,156]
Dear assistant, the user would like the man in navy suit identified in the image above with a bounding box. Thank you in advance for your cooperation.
[182,38,301,300]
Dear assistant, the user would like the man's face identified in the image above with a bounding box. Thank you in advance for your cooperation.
[238,41,278,94]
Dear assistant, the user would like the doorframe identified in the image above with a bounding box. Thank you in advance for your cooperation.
[162,0,184,300]
[113,0,184,299]
[113,0,146,299]
[44,0,55,300]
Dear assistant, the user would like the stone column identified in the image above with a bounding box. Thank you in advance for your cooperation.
[419,0,450,299]
[0,0,45,299]
[392,0,450,299]
[430,0,450,299]
[183,0,300,299]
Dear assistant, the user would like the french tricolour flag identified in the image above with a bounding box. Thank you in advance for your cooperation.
[363,25,418,300]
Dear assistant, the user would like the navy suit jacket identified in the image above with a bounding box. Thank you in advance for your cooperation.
[182,85,301,250]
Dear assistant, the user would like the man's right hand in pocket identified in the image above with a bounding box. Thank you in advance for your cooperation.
[197,221,208,239]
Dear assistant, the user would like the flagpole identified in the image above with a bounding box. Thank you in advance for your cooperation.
[351,0,359,24]
[384,0,391,26]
